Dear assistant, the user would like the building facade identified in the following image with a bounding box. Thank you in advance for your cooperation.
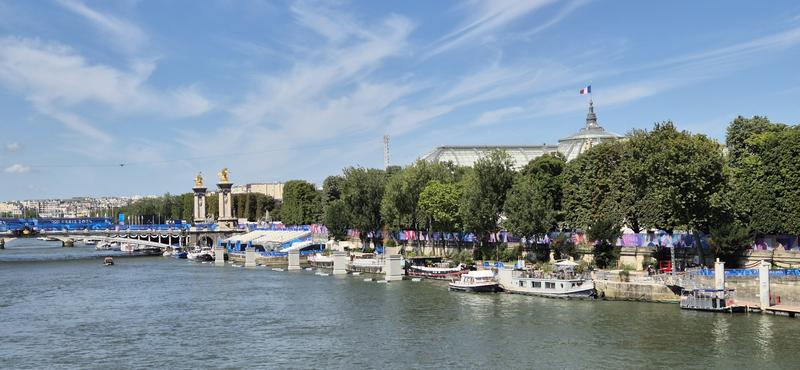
[420,101,622,167]
[232,182,285,201]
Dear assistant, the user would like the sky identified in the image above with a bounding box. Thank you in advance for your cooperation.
[1,0,799,201]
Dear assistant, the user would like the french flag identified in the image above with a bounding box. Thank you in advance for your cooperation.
[579,85,592,95]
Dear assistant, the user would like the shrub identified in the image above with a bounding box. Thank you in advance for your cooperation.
[593,242,619,269]
[641,257,657,271]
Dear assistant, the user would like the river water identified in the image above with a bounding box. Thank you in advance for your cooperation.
[1,239,799,369]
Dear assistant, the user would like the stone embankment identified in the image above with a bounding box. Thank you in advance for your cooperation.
[593,280,680,303]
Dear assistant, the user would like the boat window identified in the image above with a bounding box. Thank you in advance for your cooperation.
[545,282,555,289]
[532,281,541,288]
[519,281,525,287]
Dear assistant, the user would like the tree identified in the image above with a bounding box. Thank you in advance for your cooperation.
[254,194,276,221]
[562,141,627,230]
[459,150,515,246]
[381,160,456,237]
[588,215,621,269]
[281,180,319,225]
[323,199,349,241]
[342,167,386,248]
[418,180,463,248]
[505,154,565,246]
[635,122,725,265]
[322,175,345,204]
[726,116,800,235]
[206,194,219,220]
[708,221,751,266]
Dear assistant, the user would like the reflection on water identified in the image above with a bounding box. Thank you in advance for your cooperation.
[755,314,774,360]
[1,242,799,368]
[712,314,730,356]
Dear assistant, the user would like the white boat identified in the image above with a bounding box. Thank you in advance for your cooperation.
[496,260,595,298]
[407,264,466,280]
[188,247,214,261]
[83,238,98,246]
[449,270,501,293]
[162,250,173,257]
[96,242,112,250]
[120,243,135,253]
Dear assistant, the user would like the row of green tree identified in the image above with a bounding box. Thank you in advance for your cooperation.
[278,116,796,265]
[109,192,277,224]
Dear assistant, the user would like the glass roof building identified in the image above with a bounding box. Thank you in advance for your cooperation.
[420,101,622,168]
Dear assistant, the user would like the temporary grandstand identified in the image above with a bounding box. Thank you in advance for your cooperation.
[224,229,311,252]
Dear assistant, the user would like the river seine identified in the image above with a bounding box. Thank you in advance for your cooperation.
[1,239,799,369]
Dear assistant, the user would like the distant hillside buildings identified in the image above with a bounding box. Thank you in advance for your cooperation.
[0,196,144,218]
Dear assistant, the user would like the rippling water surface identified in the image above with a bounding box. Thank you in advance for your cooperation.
[1,239,799,369]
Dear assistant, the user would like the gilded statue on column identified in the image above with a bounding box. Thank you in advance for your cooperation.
[194,172,204,188]
[218,167,230,183]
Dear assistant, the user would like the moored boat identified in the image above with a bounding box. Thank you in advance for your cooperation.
[103,257,114,266]
[680,288,744,313]
[188,247,214,261]
[449,270,501,292]
[173,251,188,259]
[407,264,467,280]
[496,260,595,298]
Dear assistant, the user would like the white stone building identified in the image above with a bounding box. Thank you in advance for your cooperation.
[420,101,622,167]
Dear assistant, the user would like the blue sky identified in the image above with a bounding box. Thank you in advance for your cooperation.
[1,0,799,200]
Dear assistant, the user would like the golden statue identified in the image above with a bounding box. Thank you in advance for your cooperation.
[194,172,204,188]
[218,167,230,183]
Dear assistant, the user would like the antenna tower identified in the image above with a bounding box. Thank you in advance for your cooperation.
[383,134,390,170]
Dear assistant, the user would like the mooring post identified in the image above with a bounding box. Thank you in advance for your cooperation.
[758,260,770,310]
[245,247,257,268]
[332,251,347,275]
[714,258,725,290]
[287,250,301,270]
[384,254,403,281]
[214,240,225,266]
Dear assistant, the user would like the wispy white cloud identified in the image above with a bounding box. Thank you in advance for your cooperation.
[56,0,146,54]
[472,106,524,126]
[638,26,800,74]
[0,37,213,142]
[4,164,31,173]
[518,0,589,39]
[424,0,556,58]
[4,142,21,151]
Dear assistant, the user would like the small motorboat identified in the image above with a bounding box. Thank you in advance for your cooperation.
[449,269,502,293]
[188,247,214,261]
[172,251,188,259]
[103,257,114,266]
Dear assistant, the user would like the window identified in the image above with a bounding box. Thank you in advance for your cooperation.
[532,281,542,288]
[545,282,555,289]
[519,281,525,287]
